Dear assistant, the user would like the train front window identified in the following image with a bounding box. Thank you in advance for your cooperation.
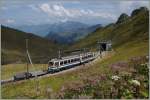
[49,62,53,66]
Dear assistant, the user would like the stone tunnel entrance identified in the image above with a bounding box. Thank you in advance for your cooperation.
[98,41,112,51]
[101,43,107,51]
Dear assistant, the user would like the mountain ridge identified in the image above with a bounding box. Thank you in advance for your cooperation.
[71,6,149,50]
[13,21,102,44]
[45,23,102,44]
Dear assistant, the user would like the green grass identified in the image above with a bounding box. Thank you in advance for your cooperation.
[1,64,48,80]
[1,39,148,99]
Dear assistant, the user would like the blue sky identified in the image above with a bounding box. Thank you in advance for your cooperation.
[0,0,149,26]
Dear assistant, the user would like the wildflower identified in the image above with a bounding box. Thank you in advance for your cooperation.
[110,61,129,73]
[46,86,53,98]
[47,87,53,93]
[98,74,107,81]
[110,61,128,68]
[146,55,149,59]
[111,75,120,81]
[60,86,65,92]
[131,80,140,86]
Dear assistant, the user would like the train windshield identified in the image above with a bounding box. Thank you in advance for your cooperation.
[48,61,54,67]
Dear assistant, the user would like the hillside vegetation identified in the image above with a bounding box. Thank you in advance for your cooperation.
[1,26,62,64]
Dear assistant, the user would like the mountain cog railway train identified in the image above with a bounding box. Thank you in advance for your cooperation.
[47,52,98,73]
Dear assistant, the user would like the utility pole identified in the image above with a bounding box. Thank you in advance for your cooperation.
[26,39,29,73]
[58,49,61,59]
[25,39,39,96]
[97,41,102,58]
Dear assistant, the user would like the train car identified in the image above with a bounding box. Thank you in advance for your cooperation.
[47,52,97,73]
[14,72,33,81]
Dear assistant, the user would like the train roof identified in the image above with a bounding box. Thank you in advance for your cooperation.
[49,52,93,62]
[50,55,79,62]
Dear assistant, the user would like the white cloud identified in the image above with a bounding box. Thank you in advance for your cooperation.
[7,19,15,23]
[39,3,117,21]
[79,9,117,20]
[40,3,51,13]
[119,1,133,12]
[60,18,68,22]
[39,3,72,17]
[0,19,15,24]
[53,5,61,11]
[1,7,8,10]
[119,1,149,12]
[28,5,40,12]
[93,12,117,20]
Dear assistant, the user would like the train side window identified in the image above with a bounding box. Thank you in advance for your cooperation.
[64,60,67,64]
[60,61,63,65]
[71,59,74,62]
[88,55,91,57]
[74,58,77,62]
[68,60,71,63]
[55,62,59,67]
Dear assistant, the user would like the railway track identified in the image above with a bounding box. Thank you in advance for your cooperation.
[1,70,48,85]
[1,61,94,85]
[1,58,98,85]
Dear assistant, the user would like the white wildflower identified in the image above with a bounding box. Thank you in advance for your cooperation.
[111,75,120,81]
[131,80,140,86]
[47,87,53,93]
[140,63,145,66]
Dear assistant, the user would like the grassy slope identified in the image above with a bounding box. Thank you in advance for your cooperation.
[1,7,149,98]
[1,26,61,64]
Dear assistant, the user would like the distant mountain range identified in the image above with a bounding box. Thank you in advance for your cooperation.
[46,23,102,44]
[14,21,102,44]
